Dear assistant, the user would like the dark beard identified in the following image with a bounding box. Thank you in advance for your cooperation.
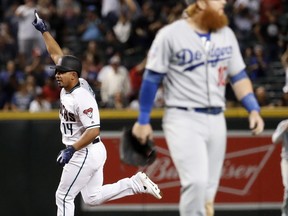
[195,7,228,32]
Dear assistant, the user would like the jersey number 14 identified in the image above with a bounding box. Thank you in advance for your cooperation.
[62,123,73,135]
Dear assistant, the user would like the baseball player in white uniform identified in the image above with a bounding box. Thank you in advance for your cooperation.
[272,121,288,216]
[132,0,264,216]
[32,11,162,216]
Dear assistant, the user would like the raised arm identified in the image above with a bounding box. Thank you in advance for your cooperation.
[32,11,63,64]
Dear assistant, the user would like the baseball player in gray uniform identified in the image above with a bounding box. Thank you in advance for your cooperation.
[32,11,162,216]
[132,0,264,216]
[273,120,288,216]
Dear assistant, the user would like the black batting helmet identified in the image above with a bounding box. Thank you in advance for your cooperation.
[51,55,82,77]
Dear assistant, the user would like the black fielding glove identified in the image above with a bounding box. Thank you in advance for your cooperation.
[119,127,157,167]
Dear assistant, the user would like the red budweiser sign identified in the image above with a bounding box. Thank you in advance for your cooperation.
[82,132,282,211]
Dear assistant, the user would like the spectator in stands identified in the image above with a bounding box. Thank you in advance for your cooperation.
[41,76,60,109]
[98,54,131,108]
[113,10,132,45]
[233,0,260,47]
[243,46,254,67]
[100,30,122,61]
[255,85,274,107]
[37,0,58,42]
[81,44,103,102]
[128,56,146,105]
[130,1,164,50]
[165,2,186,24]
[0,60,25,86]
[24,47,47,87]
[29,88,51,112]
[84,39,102,58]
[282,45,288,93]
[56,0,81,18]
[0,60,25,109]
[0,22,17,69]
[259,13,281,61]
[78,5,104,42]
[15,0,45,69]
[2,2,19,39]
[278,92,288,107]
[56,0,82,54]
[259,0,283,26]
[101,0,140,28]
[82,50,102,82]
[246,44,268,81]
[9,81,33,111]
[25,74,42,98]
[101,0,121,28]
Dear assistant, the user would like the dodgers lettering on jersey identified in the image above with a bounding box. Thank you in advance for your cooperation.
[146,19,245,108]
[177,45,233,70]
[59,84,100,145]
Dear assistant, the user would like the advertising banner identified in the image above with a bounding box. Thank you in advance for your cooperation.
[83,131,282,211]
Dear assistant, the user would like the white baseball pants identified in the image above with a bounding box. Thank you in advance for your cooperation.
[56,142,140,216]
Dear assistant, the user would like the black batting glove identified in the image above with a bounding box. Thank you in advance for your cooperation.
[56,146,76,166]
[32,10,48,33]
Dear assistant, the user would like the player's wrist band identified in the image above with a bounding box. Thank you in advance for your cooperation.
[240,93,261,113]
[138,112,150,125]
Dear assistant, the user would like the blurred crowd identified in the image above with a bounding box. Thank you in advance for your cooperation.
[0,0,287,112]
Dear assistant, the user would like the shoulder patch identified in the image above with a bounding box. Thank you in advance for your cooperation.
[83,107,93,118]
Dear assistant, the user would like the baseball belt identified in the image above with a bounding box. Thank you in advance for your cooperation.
[92,137,101,144]
[166,106,223,115]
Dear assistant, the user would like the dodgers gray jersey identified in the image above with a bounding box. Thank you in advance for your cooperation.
[146,19,245,108]
[59,83,100,146]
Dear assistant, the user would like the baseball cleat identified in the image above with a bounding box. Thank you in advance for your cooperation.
[136,172,163,199]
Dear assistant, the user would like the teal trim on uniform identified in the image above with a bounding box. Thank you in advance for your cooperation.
[86,124,100,129]
[62,148,88,216]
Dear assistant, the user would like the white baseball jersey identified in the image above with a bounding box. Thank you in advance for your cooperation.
[146,19,245,108]
[79,78,96,98]
[56,79,163,216]
[59,83,100,146]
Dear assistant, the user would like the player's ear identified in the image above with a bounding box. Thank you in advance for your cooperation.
[73,72,79,79]
[69,71,78,80]
[197,0,207,10]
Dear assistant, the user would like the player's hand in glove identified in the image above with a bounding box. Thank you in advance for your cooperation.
[32,10,48,33]
[249,111,264,135]
[132,122,153,144]
[56,146,76,166]
[120,126,156,166]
